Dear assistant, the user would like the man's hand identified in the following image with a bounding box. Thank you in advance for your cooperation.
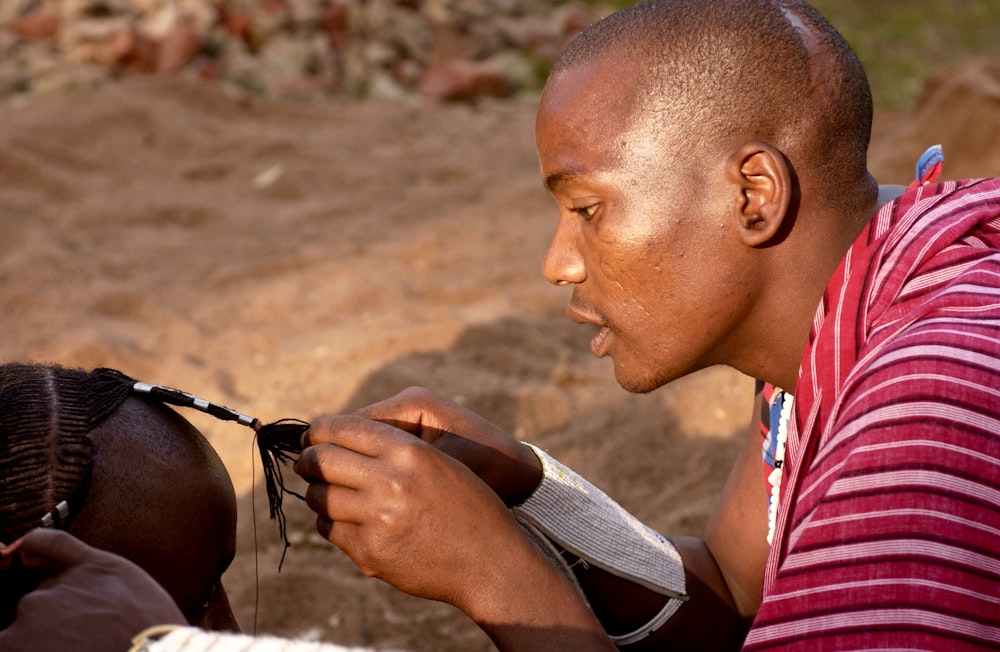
[0,528,184,652]
[296,413,535,609]
[295,413,615,651]
[351,386,543,506]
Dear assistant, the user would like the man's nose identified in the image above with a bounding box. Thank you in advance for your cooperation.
[543,222,586,286]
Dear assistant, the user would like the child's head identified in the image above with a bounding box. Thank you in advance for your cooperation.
[0,363,302,630]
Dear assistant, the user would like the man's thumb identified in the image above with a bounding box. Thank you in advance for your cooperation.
[15,528,93,574]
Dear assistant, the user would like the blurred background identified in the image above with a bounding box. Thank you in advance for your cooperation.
[1,1,998,650]
[4,0,999,108]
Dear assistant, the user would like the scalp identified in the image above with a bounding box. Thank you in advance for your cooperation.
[549,0,876,212]
[68,396,236,554]
[68,395,238,621]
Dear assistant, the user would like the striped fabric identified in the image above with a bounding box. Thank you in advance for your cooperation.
[745,176,1000,650]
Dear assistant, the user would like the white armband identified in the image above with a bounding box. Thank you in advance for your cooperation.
[131,625,388,652]
[512,444,688,644]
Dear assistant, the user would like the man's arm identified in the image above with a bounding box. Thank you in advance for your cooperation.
[702,384,770,616]
[514,388,768,650]
[344,386,770,649]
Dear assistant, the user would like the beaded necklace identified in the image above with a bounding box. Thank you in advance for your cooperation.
[765,389,793,545]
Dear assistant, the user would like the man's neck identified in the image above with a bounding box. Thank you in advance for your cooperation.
[753,184,895,392]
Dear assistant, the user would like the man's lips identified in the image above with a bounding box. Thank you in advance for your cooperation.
[565,302,601,325]
[589,326,612,358]
[566,304,612,358]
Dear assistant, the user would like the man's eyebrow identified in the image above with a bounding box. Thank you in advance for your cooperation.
[543,169,585,192]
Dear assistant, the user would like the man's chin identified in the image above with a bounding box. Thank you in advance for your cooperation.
[612,355,686,394]
[612,365,663,395]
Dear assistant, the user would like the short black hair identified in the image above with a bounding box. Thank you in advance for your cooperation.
[551,0,874,209]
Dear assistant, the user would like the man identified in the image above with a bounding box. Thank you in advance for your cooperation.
[294,0,1000,649]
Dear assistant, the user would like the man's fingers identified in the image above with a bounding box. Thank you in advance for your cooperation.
[353,386,461,443]
[301,413,418,452]
[303,388,471,451]
[304,483,369,526]
[353,386,432,425]
[294,440,376,485]
[15,529,99,575]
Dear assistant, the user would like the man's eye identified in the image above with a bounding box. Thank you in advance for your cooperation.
[571,204,599,221]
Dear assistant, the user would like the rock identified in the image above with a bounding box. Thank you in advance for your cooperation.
[58,0,133,65]
[2,0,619,101]
[319,2,350,51]
[104,28,158,72]
[8,2,60,40]
[156,18,203,74]
[134,0,216,40]
[418,58,512,102]
[254,32,314,92]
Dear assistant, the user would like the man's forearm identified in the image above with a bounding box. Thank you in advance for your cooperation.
[464,520,616,652]
[512,445,751,649]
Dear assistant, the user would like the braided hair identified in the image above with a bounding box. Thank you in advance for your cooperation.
[0,363,307,561]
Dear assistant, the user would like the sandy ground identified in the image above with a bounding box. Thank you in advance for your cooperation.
[1,57,997,650]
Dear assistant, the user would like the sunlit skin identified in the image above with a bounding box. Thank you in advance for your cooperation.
[538,65,764,393]
[530,44,900,641]
[288,42,894,649]
[289,47,888,650]
[532,55,782,644]
[295,411,615,651]
[535,52,874,396]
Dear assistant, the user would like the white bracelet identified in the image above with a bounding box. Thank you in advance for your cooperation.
[513,444,688,637]
[608,597,683,646]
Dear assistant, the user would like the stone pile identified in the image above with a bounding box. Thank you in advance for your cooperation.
[0,0,613,101]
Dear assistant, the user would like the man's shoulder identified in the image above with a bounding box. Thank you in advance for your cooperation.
[872,176,1000,246]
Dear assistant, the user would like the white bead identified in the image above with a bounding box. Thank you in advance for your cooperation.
[766,389,794,547]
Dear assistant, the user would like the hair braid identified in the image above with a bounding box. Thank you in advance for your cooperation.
[0,364,119,544]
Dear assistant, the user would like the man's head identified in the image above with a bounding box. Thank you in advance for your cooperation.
[537,0,878,391]
[0,364,238,629]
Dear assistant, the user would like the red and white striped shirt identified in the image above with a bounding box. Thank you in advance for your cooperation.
[745,177,1000,650]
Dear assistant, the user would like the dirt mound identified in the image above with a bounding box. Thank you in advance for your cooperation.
[870,58,1000,183]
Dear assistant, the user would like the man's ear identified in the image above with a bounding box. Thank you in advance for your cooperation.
[725,141,792,247]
